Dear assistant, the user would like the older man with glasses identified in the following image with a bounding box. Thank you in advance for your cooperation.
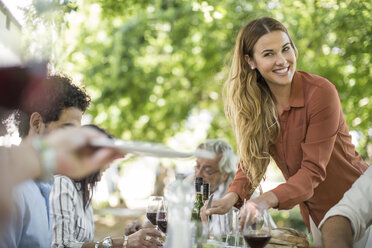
[191,139,238,237]
[194,139,238,196]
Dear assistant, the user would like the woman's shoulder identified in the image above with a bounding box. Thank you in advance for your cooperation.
[51,175,80,197]
[53,174,75,186]
[296,70,337,93]
[296,71,341,111]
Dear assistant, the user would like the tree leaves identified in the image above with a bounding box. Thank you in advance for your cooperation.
[33,0,370,159]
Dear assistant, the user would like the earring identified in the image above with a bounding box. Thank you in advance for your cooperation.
[251,66,255,70]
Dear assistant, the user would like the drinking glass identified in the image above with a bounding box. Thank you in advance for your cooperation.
[146,196,164,228]
[156,199,168,234]
[242,207,271,248]
[212,211,232,242]
[225,207,245,247]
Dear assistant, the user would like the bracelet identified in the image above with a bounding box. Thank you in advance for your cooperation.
[102,236,113,248]
[123,235,128,248]
[31,137,56,182]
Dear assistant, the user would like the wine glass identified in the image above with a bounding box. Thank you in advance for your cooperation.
[156,199,168,234]
[146,196,164,229]
[242,206,271,248]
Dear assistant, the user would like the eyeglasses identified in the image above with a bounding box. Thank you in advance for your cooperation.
[194,165,220,177]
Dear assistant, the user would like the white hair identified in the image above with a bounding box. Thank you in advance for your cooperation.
[197,139,238,177]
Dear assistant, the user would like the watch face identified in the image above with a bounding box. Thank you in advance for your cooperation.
[102,237,113,248]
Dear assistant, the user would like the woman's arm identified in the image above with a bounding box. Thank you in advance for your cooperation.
[237,191,279,228]
[201,162,253,219]
[200,162,255,222]
[236,80,343,227]
[226,163,252,208]
[271,82,342,210]
[201,192,239,223]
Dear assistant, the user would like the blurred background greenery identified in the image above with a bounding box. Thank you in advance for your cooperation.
[19,0,372,235]
[23,0,371,157]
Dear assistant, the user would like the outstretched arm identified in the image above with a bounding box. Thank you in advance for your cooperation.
[201,192,239,223]
[238,191,278,229]
[9,126,123,184]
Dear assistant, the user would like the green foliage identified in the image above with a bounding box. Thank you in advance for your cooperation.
[21,0,79,61]
[24,0,371,157]
[19,0,371,233]
[54,0,244,143]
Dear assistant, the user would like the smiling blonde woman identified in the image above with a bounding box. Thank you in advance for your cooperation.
[203,17,368,246]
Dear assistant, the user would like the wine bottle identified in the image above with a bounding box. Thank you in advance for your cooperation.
[191,177,204,221]
[202,182,212,221]
[202,182,210,203]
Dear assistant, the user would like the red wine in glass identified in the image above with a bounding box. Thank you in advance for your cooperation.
[146,212,157,226]
[156,201,168,234]
[146,196,163,229]
[243,206,272,248]
[244,234,271,248]
[157,220,167,233]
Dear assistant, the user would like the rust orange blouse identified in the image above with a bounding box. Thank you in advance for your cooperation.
[228,70,368,230]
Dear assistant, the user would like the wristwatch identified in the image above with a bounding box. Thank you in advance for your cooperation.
[102,236,113,248]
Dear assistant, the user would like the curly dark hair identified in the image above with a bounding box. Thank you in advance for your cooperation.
[16,74,91,138]
[76,124,114,209]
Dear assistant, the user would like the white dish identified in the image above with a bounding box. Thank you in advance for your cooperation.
[90,138,216,159]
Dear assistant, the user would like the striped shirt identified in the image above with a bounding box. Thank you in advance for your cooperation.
[50,175,94,248]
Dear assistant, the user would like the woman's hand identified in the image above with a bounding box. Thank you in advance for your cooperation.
[238,191,278,229]
[238,201,260,230]
[200,192,239,224]
[127,228,163,248]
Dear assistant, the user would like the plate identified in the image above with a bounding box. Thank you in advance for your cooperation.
[90,138,216,159]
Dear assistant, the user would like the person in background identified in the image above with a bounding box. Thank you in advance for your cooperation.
[320,165,372,248]
[138,139,239,236]
[194,139,276,237]
[0,74,91,247]
[201,17,368,246]
[50,124,162,248]
[0,64,122,226]
[193,139,238,237]
[194,139,238,196]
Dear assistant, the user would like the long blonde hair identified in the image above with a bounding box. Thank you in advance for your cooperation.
[223,17,298,194]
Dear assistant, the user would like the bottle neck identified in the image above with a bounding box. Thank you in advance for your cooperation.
[202,188,209,202]
[195,184,202,193]
[196,192,203,200]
